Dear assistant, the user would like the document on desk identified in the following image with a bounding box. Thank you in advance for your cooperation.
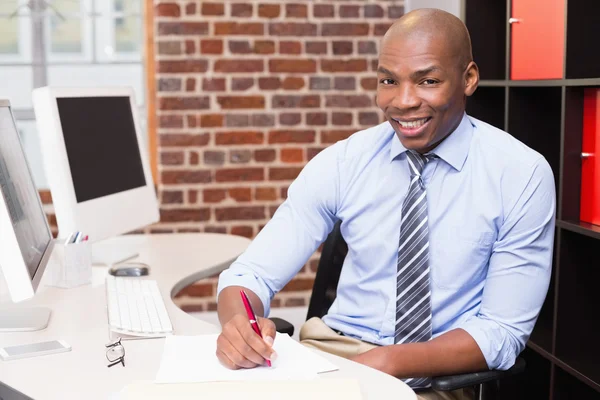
[155,332,339,383]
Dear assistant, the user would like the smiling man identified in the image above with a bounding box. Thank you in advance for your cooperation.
[215,8,556,400]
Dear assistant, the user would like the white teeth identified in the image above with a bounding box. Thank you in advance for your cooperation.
[395,118,429,128]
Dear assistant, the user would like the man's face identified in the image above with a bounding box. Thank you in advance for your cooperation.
[376,33,478,153]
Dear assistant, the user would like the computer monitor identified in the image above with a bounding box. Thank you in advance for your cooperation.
[0,99,54,331]
[32,86,159,265]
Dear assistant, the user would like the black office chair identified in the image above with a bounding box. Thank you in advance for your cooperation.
[271,220,526,400]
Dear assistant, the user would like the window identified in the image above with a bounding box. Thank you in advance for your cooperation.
[0,0,146,189]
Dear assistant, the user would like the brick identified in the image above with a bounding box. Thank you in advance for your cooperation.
[39,190,52,204]
[203,78,226,91]
[216,206,265,221]
[332,112,353,126]
[272,95,320,108]
[161,170,212,184]
[179,282,213,296]
[286,4,307,18]
[339,5,359,18]
[231,3,252,17]
[230,150,252,164]
[200,114,223,127]
[158,22,208,35]
[156,3,180,17]
[217,96,265,109]
[359,112,381,126]
[281,277,314,292]
[279,41,302,55]
[306,41,327,55]
[254,40,275,54]
[269,59,316,73]
[214,59,263,73]
[279,113,302,126]
[281,148,304,163]
[251,114,275,127]
[371,58,378,72]
[361,77,377,90]
[185,40,195,54]
[185,77,195,91]
[203,189,226,203]
[179,304,204,312]
[201,2,224,15]
[309,77,330,90]
[205,226,227,234]
[229,40,252,54]
[325,95,372,108]
[306,112,327,126]
[207,302,218,311]
[160,133,210,147]
[321,130,355,144]
[269,23,317,36]
[255,187,277,201]
[216,131,263,145]
[269,130,315,144]
[162,190,183,204]
[177,228,201,233]
[157,41,181,55]
[158,60,208,73]
[358,41,377,55]
[188,190,198,204]
[159,96,210,110]
[189,151,200,165]
[364,4,384,18]
[231,77,254,91]
[258,77,281,90]
[215,22,264,36]
[229,188,252,202]
[160,208,210,222]
[258,4,280,18]
[322,23,369,36]
[224,114,249,127]
[307,147,325,160]
[160,151,184,165]
[159,115,183,128]
[332,41,353,55]
[313,4,334,18]
[282,77,305,90]
[334,76,356,90]
[204,150,226,165]
[321,59,367,72]
[389,5,405,19]
[150,228,174,234]
[269,167,302,181]
[187,115,198,128]
[200,39,223,54]
[215,168,264,182]
[185,2,196,15]
[374,23,392,36]
[254,149,276,162]
[231,226,254,238]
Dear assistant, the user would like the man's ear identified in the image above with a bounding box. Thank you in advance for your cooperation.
[464,61,479,97]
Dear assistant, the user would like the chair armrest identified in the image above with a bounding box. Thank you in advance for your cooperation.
[270,317,295,337]
[431,357,526,391]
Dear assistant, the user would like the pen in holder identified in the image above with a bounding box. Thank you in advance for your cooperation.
[47,233,92,288]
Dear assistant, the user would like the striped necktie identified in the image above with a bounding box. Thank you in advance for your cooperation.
[395,150,436,389]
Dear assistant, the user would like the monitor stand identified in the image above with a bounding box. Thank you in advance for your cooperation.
[91,237,139,266]
[0,306,51,332]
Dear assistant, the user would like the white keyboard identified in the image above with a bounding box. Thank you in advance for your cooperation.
[105,275,173,337]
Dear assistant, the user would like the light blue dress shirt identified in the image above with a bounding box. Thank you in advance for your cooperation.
[217,113,556,371]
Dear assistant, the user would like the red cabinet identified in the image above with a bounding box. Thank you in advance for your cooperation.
[510,0,565,80]
[580,89,600,225]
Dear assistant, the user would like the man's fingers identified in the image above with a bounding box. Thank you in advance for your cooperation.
[217,333,259,369]
[239,318,277,362]
[216,348,239,370]
[258,317,277,347]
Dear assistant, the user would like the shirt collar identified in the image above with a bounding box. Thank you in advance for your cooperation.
[389,112,473,171]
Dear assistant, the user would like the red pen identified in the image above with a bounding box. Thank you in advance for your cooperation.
[240,290,272,367]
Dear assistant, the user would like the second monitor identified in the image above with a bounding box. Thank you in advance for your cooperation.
[32,87,159,265]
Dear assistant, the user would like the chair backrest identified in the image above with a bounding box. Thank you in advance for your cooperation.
[306,220,348,320]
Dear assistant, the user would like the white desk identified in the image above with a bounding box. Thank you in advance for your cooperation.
[0,233,415,400]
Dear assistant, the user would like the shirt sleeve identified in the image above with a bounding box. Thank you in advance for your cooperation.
[459,157,556,370]
[216,143,342,317]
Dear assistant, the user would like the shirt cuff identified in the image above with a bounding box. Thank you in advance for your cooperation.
[216,268,274,317]
[459,317,518,371]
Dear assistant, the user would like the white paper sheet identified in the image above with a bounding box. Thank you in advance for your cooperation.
[155,332,339,384]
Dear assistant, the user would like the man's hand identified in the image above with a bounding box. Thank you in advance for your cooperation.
[216,314,277,370]
[350,346,395,376]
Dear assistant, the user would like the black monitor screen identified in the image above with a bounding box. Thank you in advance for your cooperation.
[56,96,146,203]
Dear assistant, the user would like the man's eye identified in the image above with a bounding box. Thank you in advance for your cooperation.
[380,78,395,85]
[422,79,438,85]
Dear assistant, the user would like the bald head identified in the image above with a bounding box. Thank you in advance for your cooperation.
[383,8,473,71]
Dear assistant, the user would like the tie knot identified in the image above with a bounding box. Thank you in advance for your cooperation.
[406,150,436,176]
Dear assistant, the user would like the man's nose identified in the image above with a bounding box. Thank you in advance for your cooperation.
[391,83,421,110]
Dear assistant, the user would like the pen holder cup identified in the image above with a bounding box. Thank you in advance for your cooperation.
[47,241,92,288]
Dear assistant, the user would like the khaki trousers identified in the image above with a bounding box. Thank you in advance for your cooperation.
[299,317,470,400]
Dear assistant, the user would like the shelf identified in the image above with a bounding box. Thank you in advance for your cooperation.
[466,86,505,130]
[566,1,600,79]
[554,364,600,398]
[465,0,506,80]
[496,348,552,400]
[557,220,600,241]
